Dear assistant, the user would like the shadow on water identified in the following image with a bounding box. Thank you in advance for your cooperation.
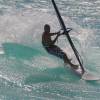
[24,67,81,84]
[2,42,42,59]
[85,80,100,87]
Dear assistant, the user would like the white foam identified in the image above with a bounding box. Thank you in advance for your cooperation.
[0,9,93,44]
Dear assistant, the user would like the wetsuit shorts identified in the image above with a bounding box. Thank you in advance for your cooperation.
[44,45,66,59]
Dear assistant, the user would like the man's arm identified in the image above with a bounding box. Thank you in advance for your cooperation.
[52,33,60,45]
[50,32,58,36]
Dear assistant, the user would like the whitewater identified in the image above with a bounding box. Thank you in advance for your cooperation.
[0,0,100,100]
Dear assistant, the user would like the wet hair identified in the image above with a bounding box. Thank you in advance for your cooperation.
[44,24,50,31]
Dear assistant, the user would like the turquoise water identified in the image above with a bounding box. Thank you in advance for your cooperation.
[0,0,100,99]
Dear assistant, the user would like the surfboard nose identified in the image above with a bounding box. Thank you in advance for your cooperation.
[82,72,100,81]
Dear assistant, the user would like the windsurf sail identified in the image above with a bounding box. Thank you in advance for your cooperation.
[51,0,85,74]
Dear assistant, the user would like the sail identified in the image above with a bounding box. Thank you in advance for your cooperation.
[51,0,85,73]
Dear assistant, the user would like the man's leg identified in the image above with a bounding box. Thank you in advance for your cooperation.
[63,55,78,69]
[46,45,78,69]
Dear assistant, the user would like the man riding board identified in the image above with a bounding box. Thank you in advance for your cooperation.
[42,24,78,69]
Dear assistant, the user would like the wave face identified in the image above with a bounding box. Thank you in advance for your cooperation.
[0,0,100,100]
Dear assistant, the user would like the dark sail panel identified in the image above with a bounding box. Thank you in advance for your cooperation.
[51,0,85,73]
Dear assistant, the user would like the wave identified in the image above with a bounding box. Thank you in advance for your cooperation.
[0,1,100,99]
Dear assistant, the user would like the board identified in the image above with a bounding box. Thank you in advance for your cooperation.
[71,66,100,81]
[67,53,100,81]
[82,72,100,81]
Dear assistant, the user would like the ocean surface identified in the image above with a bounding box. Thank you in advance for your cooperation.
[0,0,100,100]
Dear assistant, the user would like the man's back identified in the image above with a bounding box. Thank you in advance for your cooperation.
[42,32,53,46]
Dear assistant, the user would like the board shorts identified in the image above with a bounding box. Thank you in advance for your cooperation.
[44,45,66,59]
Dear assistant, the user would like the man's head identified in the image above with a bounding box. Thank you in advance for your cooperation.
[44,24,50,32]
